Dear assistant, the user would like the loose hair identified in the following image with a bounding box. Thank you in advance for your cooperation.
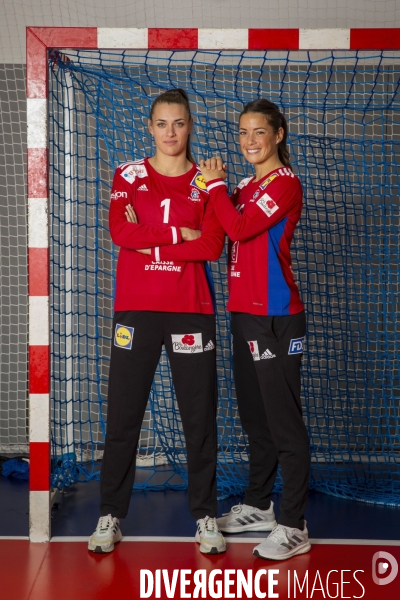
[240,99,290,167]
[149,88,194,163]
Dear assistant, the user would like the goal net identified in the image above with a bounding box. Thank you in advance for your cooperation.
[48,48,400,505]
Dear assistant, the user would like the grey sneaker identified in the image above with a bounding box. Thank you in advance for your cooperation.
[195,516,226,554]
[88,514,122,553]
[217,501,277,533]
[253,522,311,560]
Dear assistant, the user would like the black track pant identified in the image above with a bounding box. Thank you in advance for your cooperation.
[100,311,218,521]
[231,311,309,530]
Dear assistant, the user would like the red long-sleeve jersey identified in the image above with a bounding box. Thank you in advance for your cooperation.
[207,168,304,316]
[109,158,225,313]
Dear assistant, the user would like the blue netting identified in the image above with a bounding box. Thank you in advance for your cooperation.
[49,49,400,505]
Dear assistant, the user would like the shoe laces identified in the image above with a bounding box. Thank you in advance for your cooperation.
[268,524,293,544]
[202,516,219,533]
[98,514,115,533]
[222,504,243,516]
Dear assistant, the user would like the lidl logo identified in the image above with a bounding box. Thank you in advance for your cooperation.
[190,173,207,191]
[260,173,278,190]
[114,324,134,349]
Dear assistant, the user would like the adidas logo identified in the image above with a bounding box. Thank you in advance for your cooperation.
[138,184,148,191]
[204,340,215,351]
[280,533,303,550]
[260,348,276,360]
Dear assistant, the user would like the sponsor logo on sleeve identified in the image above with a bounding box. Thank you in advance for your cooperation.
[288,337,304,355]
[260,173,278,190]
[114,324,134,349]
[256,193,279,217]
[190,173,207,191]
[171,333,203,353]
[110,191,128,200]
[248,340,260,361]
[120,163,148,184]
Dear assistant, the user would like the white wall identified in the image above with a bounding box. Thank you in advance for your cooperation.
[1,0,400,63]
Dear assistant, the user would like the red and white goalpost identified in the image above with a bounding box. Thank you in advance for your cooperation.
[27,26,400,542]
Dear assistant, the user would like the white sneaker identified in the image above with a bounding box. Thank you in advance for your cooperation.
[253,522,311,560]
[217,502,277,533]
[88,514,122,553]
[195,516,226,554]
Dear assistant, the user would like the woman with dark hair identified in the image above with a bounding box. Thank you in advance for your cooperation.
[200,99,310,561]
[88,89,226,555]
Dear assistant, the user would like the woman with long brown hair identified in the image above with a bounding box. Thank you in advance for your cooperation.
[200,99,310,561]
[88,89,226,555]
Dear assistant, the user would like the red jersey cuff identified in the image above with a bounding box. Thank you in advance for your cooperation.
[152,247,161,262]
[206,178,227,193]
[171,226,181,244]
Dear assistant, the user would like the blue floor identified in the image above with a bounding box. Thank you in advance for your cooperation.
[2,475,400,540]
[0,477,29,537]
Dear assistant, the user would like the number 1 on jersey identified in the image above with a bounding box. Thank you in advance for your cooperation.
[160,198,171,223]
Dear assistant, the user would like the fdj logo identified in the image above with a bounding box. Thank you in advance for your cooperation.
[114,324,134,350]
[372,551,399,586]
[288,337,304,355]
